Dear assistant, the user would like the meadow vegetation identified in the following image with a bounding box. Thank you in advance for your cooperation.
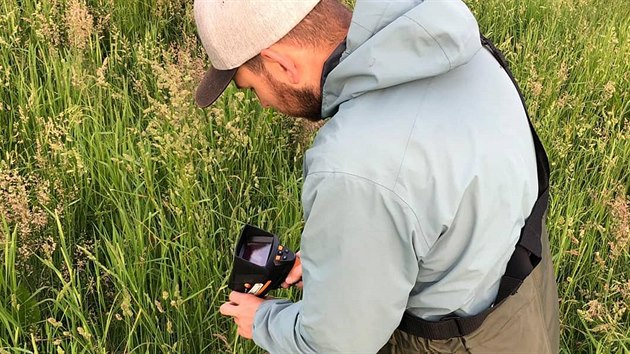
[0,0,628,352]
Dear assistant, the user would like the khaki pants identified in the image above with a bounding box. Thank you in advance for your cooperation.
[378,225,559,354]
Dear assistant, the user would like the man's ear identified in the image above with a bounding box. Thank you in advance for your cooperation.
[260,48,300,85]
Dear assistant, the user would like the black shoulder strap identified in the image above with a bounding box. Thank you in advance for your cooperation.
[397,35,551,340]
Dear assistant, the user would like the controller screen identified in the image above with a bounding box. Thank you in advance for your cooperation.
[243,242,272,266]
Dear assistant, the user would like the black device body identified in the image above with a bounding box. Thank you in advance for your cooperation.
[228,224,296,297]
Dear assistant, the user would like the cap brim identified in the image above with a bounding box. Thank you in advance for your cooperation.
[195,67,238,108]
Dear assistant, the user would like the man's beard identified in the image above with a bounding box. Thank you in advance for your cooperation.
[264,72,322,121]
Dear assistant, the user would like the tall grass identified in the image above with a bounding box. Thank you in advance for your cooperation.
[0,0,628,353]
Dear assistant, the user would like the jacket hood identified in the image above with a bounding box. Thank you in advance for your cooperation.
[322,0,482,117]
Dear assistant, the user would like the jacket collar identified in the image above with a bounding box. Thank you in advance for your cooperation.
[319,40,347,118]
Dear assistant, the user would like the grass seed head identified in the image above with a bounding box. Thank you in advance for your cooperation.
[607,188,629,260]
[65,0,94,51]
[76,326,91,340]
[27,1,62,47]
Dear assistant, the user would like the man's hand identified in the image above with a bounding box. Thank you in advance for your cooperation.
[281,251,303,289]
[219,291,265,339]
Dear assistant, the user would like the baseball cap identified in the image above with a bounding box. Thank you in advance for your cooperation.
[194,0,321,108]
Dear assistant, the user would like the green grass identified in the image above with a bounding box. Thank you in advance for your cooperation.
[0,0,628,353]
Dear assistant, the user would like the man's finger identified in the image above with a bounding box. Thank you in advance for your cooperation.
[229,290,252,304]
[285,269,301,283]
[228,291,242,303]
[284,257,302,283]
[281,279,296,288]
[219,302,237,317]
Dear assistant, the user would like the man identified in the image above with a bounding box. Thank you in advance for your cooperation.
[194,0,560,353]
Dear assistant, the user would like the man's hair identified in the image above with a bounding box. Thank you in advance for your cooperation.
[244,0,351,73]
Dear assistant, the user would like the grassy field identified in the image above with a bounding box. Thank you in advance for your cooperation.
[0,0,628,353]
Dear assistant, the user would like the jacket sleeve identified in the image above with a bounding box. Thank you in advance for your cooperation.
[253,172,422,353]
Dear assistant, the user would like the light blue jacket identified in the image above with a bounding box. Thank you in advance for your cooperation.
[253,0,538,352]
